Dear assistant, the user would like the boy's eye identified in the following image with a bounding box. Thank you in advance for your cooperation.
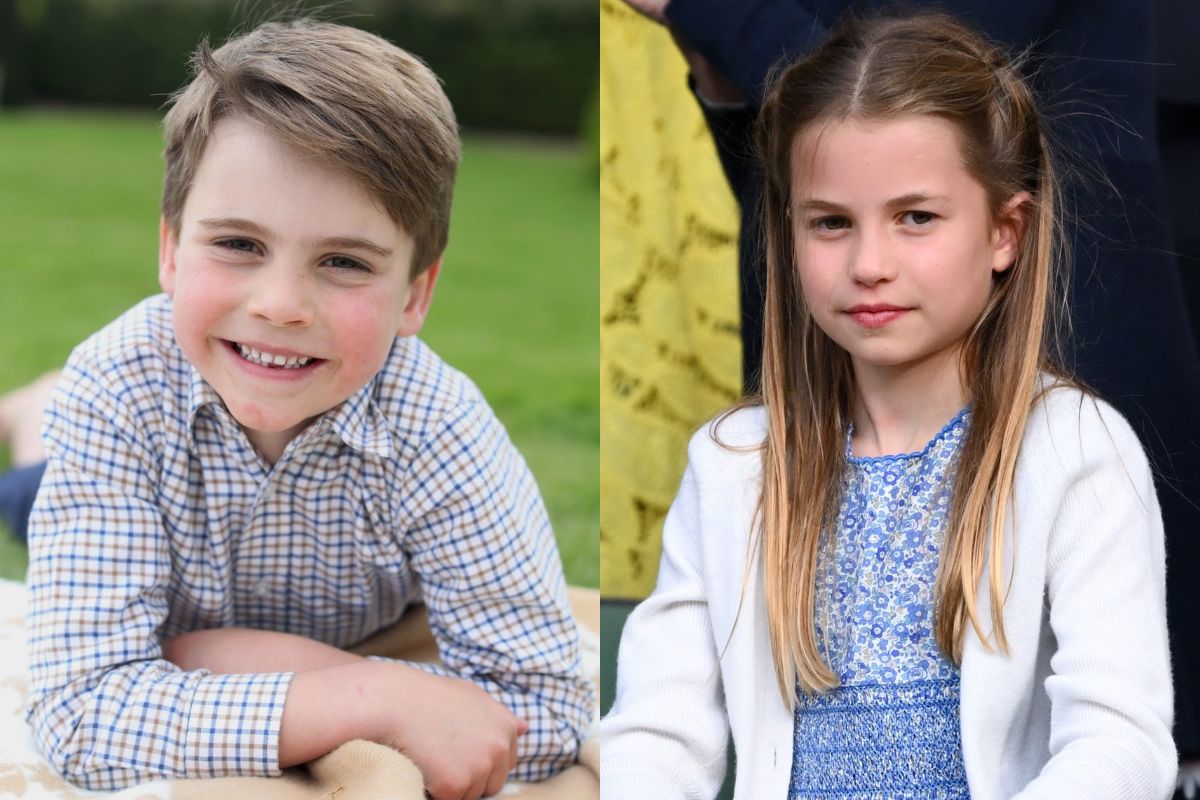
[901,210,936,226]
[323,255,370,272]
[812,215,851,232]
[217,238,261,254]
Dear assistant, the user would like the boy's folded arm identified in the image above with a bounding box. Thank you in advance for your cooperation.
[25,364,298,791]
[25,473,297,789]
[163,627,365,673]
[157,627,528,798]
[399,401,595,782]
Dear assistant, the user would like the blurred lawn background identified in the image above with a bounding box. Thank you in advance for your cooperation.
[0,110,598,586]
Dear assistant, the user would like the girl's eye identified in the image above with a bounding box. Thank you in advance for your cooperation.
[323,255,370,272]
[901,210,936,227]
[813,215,851,232]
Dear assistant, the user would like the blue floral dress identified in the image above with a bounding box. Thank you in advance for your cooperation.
[787,408,972,799]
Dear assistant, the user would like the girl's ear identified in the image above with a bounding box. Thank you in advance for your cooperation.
[158,217,178,296]
[991,191,1032,273]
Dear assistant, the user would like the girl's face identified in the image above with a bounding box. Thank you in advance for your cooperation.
[792,115,1023,387]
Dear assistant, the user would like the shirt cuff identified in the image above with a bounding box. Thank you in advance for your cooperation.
[183,671,295,777]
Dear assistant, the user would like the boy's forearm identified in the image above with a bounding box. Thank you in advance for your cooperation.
[163,628,389,768]
[277,660,396,767]
[164,627,363,673]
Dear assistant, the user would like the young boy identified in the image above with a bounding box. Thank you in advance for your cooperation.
[23,19,592,799]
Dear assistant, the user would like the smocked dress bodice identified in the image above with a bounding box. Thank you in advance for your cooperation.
[788,409,971,799]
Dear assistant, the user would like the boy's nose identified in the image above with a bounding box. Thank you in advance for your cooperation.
[245,263,315,326]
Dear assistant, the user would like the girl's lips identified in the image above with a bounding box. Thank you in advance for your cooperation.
[846,306,910,328]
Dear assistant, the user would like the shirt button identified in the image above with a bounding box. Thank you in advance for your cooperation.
[253,581,271,597]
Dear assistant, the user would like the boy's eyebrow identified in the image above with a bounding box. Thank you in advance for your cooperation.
[314,236,395,259]
[198,217,394,258]
[796,193,950,212]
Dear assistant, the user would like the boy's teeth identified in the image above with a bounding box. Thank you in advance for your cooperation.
[236,343,313,369]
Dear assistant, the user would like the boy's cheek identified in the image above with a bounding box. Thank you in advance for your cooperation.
[331,309,404,375]
[170,273,229,328]
[168,272,240,363]
[333,291,411,345]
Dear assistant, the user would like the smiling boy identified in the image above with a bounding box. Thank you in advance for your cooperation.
[24,20,591,799]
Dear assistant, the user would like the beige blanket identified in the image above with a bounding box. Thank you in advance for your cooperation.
[0,581,599,800]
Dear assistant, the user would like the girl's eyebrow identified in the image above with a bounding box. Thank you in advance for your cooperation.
[796,193,950,212]
[796,199,848,213]
[885,192,949,209]
[197,217,393,258]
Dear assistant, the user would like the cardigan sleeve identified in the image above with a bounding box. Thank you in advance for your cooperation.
[1013,396,1176,799]
[599,454,732,799]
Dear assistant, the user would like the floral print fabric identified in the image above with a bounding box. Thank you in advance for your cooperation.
[789,409,971,798]
[816,407,968,684]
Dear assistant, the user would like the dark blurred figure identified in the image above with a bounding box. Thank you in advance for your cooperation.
[0,0,17,105]
[1155,0,1200,792]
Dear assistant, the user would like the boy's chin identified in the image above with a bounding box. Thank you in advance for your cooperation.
[223,403,323,439]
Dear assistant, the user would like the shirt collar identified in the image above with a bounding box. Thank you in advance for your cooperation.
[321,377,394,459]
[186,365,394,459]
[187,364,225,428]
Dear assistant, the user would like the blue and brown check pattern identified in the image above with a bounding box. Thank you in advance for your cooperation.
[25,294,592,791]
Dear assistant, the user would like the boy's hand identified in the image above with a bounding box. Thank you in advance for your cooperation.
[382,670,528,800]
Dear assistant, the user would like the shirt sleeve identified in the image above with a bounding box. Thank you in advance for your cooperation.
[24,358,295,791]
[396,399,593,781]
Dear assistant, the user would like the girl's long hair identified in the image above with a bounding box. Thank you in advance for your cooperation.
[748,11,1073,701]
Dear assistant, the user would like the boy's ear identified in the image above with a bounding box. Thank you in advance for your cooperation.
[158,217,178,296]
[396,259,442,337]
[991,191,1032,273]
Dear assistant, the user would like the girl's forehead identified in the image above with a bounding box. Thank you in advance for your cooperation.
[790,115,979,204]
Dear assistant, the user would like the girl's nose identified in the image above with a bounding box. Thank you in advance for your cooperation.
[848,228,897,285]
[245,262,315,326]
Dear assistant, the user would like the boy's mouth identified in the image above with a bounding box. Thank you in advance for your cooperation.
[227,341,321,370]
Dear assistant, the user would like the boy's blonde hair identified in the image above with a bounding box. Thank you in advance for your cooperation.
[745,11,1073,702]
[161,19,461,275]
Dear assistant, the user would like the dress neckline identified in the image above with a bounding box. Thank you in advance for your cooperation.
[845,405,970,465]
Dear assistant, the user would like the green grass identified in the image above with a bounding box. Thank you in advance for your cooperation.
[0,109,598,587]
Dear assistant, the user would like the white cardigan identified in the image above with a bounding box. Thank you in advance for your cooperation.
[600,388,1176,799]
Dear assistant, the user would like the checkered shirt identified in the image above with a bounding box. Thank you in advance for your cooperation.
[25,294,592,791]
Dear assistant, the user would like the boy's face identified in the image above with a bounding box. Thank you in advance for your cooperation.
[159,116,439,461]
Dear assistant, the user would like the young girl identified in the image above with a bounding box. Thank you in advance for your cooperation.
[600,12,1176,800]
